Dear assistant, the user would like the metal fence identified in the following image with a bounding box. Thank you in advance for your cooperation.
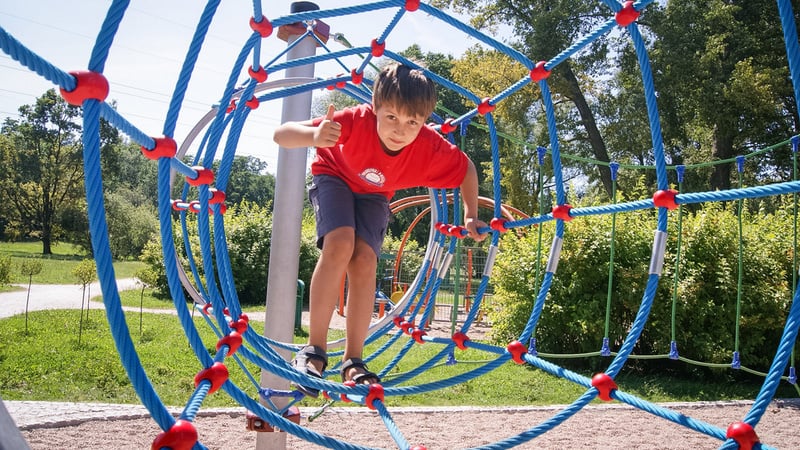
[380,246,494,326]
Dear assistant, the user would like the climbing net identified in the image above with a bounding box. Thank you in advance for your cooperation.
[2,0,800,448]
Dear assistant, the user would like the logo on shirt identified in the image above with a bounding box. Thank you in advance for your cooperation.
[359,168,386,187]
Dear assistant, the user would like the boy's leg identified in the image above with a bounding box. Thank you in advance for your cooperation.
[343,237,378,363]
[300,175,357,376]
[340,191,389,384]
[307,226,354,356]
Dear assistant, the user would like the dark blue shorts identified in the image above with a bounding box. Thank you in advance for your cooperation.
[309,174,390,257]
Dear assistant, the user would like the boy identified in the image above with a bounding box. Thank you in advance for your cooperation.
[273,64,486,396]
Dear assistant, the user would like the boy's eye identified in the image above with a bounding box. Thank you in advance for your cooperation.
[408,120,419,127]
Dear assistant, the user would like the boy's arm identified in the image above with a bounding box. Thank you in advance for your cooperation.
[273,104,340,148]
[460,159,487,242]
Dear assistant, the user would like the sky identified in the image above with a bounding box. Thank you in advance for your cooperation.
[0,0,485,173]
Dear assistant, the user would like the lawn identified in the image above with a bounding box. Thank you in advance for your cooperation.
[1,308,795,409]
[0,241,145,284]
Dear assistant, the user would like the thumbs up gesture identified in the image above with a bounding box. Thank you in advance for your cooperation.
[313,104,341,147]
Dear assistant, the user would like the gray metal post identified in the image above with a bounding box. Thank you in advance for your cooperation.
[257,3,326,449]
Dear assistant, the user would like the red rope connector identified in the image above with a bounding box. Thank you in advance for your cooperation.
[230,318,248,334]
[216,331,242,357]
[351,69,364,85]
[401,321,415,335]
[208,188,226,204]
[194,361,229,394]
[186,167,214,186]
[490,218,508,233]
[60,70,109,106]
[477,97,495,115]
[340,380,355,402]
[412,328,427,344]
[615,1,640,27]
[245,96,260,110]
[371,38,385,57]
[591,373,618,401]
[653,189,679,210]
[529,61,551,82]
[365,383,385,410]
[141,136,177,160]
[405,0,420,11]
[410,446,428,450]
[250,16,273,37]
[151,419,197,450]
[448,225,466,239]
[552,204,573,221]
[452,332,470,350]
[434,222,449,234]
[202,303,213,315]
[249,65,268,83]
[507,340,527,364]
[171,200,185,212]
[393,316,405,328]
[440,118,457,134]
[726,421,760,450]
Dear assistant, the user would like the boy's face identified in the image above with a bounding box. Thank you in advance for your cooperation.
[374,104,427,152]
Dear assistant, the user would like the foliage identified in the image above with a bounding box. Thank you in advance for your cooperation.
[18,258,43,280]
[490,199,794,374]
[0,90,84,254]
[141,201,320,306]
[0,255,11,286]
[211,155,276,207]
[381,234,423,289]
[72,259,97,285]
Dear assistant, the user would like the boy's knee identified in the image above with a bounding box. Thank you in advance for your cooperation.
[322,228,355,254]
[349,248,377,273]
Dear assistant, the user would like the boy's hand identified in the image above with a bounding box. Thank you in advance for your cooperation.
[313,104,341,147]
[464,216,488,242]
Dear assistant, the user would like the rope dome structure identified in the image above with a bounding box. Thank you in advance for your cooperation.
[2,1,800,449]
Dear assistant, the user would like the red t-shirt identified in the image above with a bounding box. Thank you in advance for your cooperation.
[311,104,469,200]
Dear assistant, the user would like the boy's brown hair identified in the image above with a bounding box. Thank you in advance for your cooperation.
[372,64,437,119]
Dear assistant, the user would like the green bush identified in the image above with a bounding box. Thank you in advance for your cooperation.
[0,255,11,285]
[141,201,320,306]
[490,200,794,373]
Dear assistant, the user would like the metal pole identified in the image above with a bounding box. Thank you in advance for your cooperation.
[258,3,325,449]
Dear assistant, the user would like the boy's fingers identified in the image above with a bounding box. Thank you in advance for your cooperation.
[325,104,336,120]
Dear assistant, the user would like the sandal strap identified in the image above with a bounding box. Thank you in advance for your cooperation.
[340,358,381,384]
[293,345,328,378]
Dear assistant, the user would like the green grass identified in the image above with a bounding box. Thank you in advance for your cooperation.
[0,241,145,284]
[117,289,268,317]
[1,309,795,409]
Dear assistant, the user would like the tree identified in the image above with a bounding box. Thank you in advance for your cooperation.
[648,0,796,191]
[19,258,43,334]
[433,0,618,198]
[73,259,97,345]
[0,90,84,254]
[214,155,275,207]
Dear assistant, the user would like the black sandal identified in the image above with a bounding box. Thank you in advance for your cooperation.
[291,345,328,398]
[340,358,381,385]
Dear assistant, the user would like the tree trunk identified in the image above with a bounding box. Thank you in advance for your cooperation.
[710,125,735,191]
[561,64,614,197]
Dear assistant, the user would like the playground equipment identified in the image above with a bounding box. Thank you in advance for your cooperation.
[2,1,800,449]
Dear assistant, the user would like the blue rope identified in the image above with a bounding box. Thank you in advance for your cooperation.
[5,0,800,448]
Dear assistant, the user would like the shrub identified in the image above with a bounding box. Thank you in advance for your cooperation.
[141,201,320,306]
[0,255,11,285]
[489,200,794,374]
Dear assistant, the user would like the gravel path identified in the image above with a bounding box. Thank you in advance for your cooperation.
[0,278,140,319]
